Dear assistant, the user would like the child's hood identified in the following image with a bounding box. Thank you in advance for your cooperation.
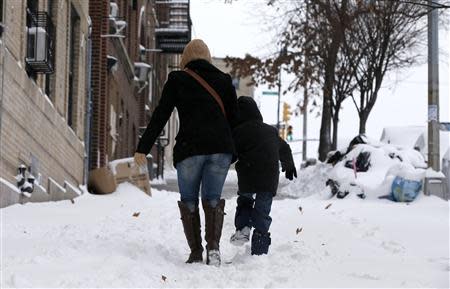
[237,96,263,125]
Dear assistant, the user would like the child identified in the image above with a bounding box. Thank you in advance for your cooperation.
[230,96,297,255]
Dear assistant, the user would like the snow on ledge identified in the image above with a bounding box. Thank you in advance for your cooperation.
[64,181,82,196]
[425,168,446,179]
[48,177,67,194]
[109,157,135,175]
[35,183,47,194]
[0,177,21,195]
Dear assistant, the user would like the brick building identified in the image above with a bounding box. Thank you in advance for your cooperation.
[0,0,90,207]
[89,0,190,179]
[0,0,191,206]
[88,0,151,170]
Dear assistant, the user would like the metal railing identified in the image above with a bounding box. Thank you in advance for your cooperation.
[25,10,54,73]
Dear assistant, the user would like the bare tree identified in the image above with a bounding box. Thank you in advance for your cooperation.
[331,44,361,150]
[226,0,441,161]
[346,1,428,134]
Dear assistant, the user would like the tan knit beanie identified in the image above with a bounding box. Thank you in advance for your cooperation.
[180,39,212,69]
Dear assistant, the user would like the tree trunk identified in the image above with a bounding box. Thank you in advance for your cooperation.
[332,109,339,150]
[318,43,340,161]
[359,111,368,134]
[318,0,348,161]
[318,90,332,161]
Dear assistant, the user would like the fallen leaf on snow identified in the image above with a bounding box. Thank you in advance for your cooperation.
[296,227,303,234]
[132,212,140,217]
[325,203,332,210]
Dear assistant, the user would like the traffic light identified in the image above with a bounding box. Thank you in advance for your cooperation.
[282,102,292,122]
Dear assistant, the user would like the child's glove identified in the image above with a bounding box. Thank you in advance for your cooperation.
[282,166,297,181]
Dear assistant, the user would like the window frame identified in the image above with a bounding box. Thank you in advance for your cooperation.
[67,4,80,129]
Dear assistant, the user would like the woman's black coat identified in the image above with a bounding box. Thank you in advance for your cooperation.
[136,60,239,167]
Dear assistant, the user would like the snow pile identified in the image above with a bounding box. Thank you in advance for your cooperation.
[327,143,427,199]
[1,182,448,287]
[278,163,332,198]
[280,135,432,201]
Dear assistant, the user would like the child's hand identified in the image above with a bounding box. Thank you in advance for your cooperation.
[284,167,297,181]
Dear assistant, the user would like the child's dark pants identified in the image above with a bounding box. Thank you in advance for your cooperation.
[234,191,273,234]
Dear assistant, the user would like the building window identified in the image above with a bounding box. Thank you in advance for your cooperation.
[67,4,80,129]
[0,0,4,38]
[25,0,38,79]
[27,0,38,14]
[45,0,55,99]
[25,0,55,76]
[132,124,136,152]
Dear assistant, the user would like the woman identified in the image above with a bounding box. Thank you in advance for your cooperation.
[134,39,238,266]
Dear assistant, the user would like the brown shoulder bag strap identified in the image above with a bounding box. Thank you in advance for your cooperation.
[184,68,227,118]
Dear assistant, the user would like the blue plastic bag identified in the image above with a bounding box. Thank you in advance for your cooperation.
[391,176,422,202]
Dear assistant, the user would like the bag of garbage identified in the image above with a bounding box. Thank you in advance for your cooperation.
[327,151,344,165]
[345,151,371,172]
[346,135,368,153]
[390,176,422,202]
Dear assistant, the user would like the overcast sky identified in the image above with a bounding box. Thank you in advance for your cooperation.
[190,0,449,150]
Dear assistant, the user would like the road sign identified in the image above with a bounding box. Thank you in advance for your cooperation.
[262,91,278,96]
[440,122,450,131]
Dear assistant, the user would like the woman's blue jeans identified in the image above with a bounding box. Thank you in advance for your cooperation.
[176,153,232,211]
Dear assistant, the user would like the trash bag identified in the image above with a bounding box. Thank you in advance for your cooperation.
[326,179,365,199]
[345,151,371,172]
[326,179,340,196]
[388,152,403,162]
[327,151,344,165]
[390,176,422,202]
[346,134,367,154]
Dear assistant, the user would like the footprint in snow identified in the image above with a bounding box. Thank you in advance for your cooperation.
[380,240,405,254]
[348,272,380,281]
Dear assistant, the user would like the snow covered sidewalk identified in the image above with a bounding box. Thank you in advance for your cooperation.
[1,183,449,287]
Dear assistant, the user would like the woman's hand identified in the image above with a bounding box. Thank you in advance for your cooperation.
[134,152,147,167]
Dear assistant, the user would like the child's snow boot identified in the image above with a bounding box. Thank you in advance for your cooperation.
[202,199,225,266]
[251,230,271,255]
[178,201,203,263]
[230,226,251,246]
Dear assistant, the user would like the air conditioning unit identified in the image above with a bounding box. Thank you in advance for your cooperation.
[26,27,47,62]
[134,62,152,82]
[110,2,119,18]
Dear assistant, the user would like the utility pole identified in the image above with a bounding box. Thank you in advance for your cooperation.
[276,46,287,132]
[276,70,281,131]
[302,86,308,161]
[427,0,440,173]
[302,0,310,162]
